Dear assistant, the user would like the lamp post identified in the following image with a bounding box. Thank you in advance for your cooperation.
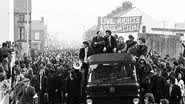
[26,0,30,56]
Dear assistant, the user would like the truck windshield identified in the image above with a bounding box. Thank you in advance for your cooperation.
[88,63,136,84]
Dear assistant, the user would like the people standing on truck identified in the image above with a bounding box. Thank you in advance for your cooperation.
[65,71,81,104]
[117,36,127,53]
[91,31,105,54]
[125,35,137,53]
[103,30,117,53]
[79,41,93,63]
[136,37,148,58]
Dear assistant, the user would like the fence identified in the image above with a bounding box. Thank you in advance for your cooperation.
[138,33,183,58]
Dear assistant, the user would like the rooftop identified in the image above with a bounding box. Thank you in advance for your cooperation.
[31,20,45,31]
[151,28,185,32]
[14,0,32,13]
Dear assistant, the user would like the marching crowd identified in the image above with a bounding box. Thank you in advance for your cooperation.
[0,42,80,104]
[0,29,185,104]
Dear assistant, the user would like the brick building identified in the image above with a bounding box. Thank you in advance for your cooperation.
[31,17,47,51]
[14,0,32,55]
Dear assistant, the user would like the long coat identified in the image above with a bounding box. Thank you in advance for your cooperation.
[104,36,117,53]
[18,85,36,104]
[150,75,167,103]
[165,84,181,104]
[91,36,105,54]
[79,47,93,62]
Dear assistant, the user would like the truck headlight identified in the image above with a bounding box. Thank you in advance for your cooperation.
[133,98,140,104]
[87,99,93,104]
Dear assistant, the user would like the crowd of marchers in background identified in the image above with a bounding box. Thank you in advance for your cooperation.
[79,30,185,104]
[0,41,81,104]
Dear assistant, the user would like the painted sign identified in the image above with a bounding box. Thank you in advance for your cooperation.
[98,16,142,33]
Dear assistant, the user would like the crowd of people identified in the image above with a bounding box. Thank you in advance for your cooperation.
[79,30,185,104]
[0,29,185,104]
[0,41,80,104]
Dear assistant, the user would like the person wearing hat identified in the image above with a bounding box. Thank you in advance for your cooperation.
[79,41,93,63]
[17,78,36,104]
[136,37,148,57]
[150,67,167,103]
[136,55,153,96]
[103,30,117,53]
[125,34,137,53]
[91,31,105,54]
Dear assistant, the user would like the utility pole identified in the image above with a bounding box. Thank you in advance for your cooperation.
[162,21,167,35]
[26,0,30,56]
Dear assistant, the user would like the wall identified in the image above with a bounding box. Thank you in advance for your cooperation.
[138,33,182,58]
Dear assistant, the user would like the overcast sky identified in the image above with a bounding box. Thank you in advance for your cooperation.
[32,0,185,42]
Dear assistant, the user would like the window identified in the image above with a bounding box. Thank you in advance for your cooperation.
[176,33,184,36]
[18,27,25,40]
[35,32,40,40]
[18,43,22,49]
[88,63,135,84]
[18,15,25,22]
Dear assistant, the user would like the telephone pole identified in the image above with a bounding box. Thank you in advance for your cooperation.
[162,21,167,35]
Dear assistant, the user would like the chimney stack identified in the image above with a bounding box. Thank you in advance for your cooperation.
[41,17,44,23]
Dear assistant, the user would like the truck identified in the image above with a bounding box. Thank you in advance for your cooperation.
[81,53,141,104]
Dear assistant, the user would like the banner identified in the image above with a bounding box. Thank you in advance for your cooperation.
[98,16,142,33]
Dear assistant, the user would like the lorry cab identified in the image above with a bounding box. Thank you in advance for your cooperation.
[81,53,140,104]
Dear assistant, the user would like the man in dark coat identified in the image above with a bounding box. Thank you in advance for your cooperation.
[165,77,181,104]
[65,71,81,104]
[31,69,49,104]
[103,30,117,53]
[91,31,105,54]
[136,37,148,57]
[150,68,167,103]
[125,35,137,53]
[79,41,93,63]
[47,69,57,104]
[17,78,36,104]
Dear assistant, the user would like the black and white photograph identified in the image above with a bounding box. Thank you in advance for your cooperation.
[0,0,185,104]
